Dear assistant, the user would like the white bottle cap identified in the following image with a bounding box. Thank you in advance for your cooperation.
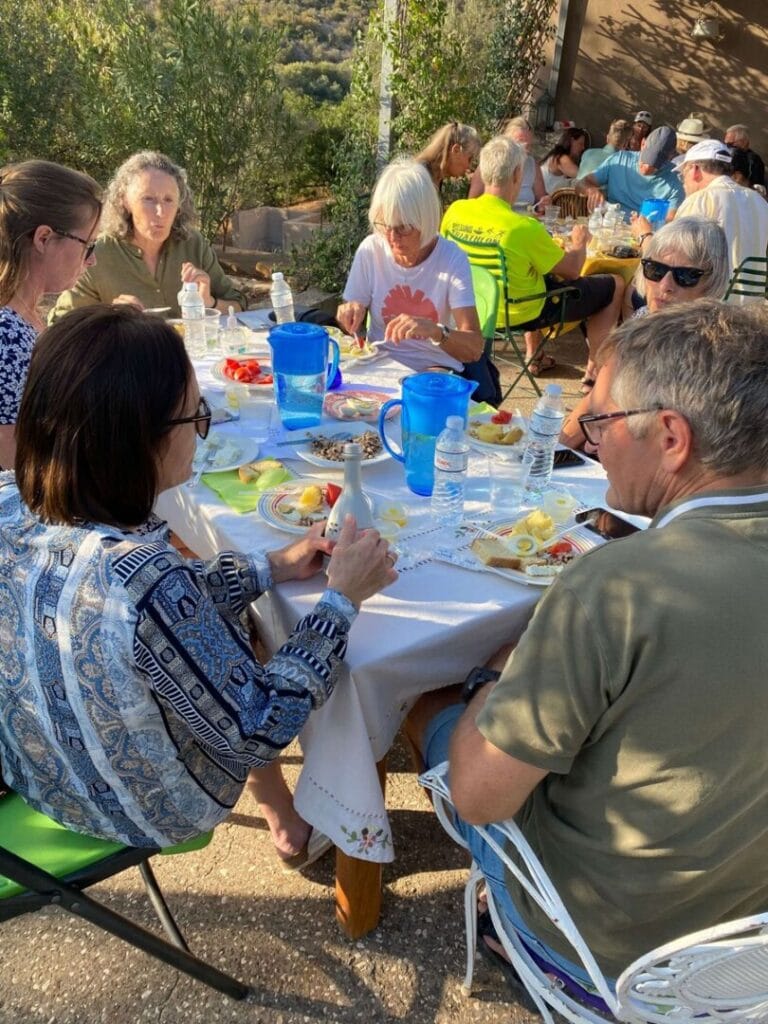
[446,415,464,431]
[271,271,285,282]
[182,281,198,293]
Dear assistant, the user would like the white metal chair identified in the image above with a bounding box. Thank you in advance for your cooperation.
[420,762,768,1024]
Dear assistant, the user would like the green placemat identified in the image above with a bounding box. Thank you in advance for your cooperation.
[469,401,497,416]
[202,461,295,513]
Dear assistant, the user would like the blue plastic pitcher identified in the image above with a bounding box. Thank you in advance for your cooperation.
[268,322,340,430]
[639,198,670,227]
[378,373,478,496]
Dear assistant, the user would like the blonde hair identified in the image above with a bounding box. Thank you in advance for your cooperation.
[416,122,481,187]
[101,151,197,241]
[0,160,102,304]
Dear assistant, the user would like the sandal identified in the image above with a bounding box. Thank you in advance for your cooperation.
[528,354,557,377]
[476,911,540,1012]
[280,828,333,874]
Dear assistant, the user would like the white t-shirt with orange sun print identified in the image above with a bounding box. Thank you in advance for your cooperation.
[343,233,475,371]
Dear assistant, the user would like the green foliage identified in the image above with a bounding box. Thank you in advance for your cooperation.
[0,0,284,237]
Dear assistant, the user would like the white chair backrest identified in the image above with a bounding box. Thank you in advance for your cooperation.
[420,762,768,1024]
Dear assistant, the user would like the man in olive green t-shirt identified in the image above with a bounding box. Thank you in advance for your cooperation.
[408,300,768,985]
[441,136,622,382]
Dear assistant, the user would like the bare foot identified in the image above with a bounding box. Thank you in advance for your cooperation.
[246,763,311,860]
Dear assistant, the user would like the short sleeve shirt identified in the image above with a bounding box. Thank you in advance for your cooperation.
[591,151,684,216]
[441,194,564,326]
[0,307,36,426]
[476,490,768,975]
[343,233,474,372]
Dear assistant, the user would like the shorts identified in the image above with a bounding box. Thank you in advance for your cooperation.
[422,702,609,990]
[516,273,616,331]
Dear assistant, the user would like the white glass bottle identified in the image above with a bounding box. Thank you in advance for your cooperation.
[325,443,374,539]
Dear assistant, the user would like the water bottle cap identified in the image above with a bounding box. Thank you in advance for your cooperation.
[271,271,285,282]
[545,383,562,397]
[446,415,464,431]
[181,282,197,293]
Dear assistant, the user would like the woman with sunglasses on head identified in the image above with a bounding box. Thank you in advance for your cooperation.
[0,160,101,469]
[416,122,482,192]
[336,158,497,400]
[560,216,729,451]
[0,304,397,848]
[52,151,244,321]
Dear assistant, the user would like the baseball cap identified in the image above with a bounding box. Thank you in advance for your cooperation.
[642,126,677,169]
[676,116,709,144]
[676,139,733,170]
[634,111,653,126]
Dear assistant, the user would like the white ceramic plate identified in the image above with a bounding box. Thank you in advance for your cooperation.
[257,480,334,534]
[193,437,260,475]
[472,520,597,587]
[211,355,274,392]
[466,412,527,454]
[293,425,389,469]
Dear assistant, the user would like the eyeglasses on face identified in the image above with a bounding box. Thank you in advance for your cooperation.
[578,407,662,446]
[641,258,706,288]
[373,221,417,238]
[52,227,97,261]
[167,396,212,439]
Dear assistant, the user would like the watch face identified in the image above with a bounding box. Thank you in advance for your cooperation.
[461,666,501,703]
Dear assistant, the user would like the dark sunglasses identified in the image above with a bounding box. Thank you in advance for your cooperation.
[166,396,212,439]
[641,258,706,288]
[52,227,97,261]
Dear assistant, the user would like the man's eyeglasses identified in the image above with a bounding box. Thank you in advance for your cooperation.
[167,396,212,439]
[641,258,706,288]
[578,407,662,446]
[373,221,416,238]
[52,228,97,261]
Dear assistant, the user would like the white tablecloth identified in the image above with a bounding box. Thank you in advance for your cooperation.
[156,336,611,863]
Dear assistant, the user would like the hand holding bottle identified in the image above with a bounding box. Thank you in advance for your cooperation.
[326,515,398,608]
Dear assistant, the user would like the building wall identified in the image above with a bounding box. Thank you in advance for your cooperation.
[543,0,768,157]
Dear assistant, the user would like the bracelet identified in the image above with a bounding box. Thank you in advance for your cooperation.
[637,232,653,246]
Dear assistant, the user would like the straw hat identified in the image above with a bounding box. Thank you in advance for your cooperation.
[676,116,709,144]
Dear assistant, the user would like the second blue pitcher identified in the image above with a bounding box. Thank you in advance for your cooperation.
[268,322,340,430]
[378,373,477,496]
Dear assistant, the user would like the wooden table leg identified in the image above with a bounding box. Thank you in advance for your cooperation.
[335,756,387,938]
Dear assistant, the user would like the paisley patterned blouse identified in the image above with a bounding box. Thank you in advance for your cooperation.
[0,475,355,847]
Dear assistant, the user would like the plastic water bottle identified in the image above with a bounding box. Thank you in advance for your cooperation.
[587,208,603,255]
[270,272,295,324]
[179,281,206,358]
[431,415,470,529]
[522,384,565,497]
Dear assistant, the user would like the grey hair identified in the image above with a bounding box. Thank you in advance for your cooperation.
[606,119,631,148]
[634,217,729,301]
[479,136,527,188]
[608,300,768,475]
[101,151,198,241]
[725,124,750,145]
[368,158,441,247]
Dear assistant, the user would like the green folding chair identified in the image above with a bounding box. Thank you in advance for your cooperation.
[723,257,768,302]
[0,790,249,999]
[446,230,580,397]
[470,263,499,356]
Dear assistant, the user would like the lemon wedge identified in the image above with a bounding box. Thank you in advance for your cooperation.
[379,503,408,529]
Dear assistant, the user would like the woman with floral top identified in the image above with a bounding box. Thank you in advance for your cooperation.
[0,304,397,849]
[0,159,102,467]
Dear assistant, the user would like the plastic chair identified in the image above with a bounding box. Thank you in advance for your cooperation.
[445,230,580,398]
[470,263,499,353]
[550,188,589,219]
[420,763,768,1024]
[723,257,768,302]
[0,790,250,1000]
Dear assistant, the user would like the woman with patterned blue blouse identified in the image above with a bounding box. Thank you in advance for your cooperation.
[0,305,397,849]
[0,160,102,469]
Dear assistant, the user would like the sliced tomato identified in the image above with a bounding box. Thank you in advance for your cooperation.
[233,367,252,382]
[325,483,342,508]
[255,373,273,385]
[491,409,513,425]
[243,359,261,372]
[547,540,574,556]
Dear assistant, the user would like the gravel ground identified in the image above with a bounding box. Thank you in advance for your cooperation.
[1,314,587,1024]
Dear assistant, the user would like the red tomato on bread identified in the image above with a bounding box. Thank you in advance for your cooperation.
[325,483,342,508]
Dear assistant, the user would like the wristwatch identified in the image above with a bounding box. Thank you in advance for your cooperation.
[461,666,501,703]
[433,322,450,346]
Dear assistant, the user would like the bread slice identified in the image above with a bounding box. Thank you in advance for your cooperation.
[237,458,283,484]
[470,536,526,570]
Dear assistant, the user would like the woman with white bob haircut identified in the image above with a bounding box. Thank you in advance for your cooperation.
[337,159,494,399]
[561,215,729,450]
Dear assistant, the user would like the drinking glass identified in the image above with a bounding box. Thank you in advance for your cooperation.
[543,205,560,230]
[204,308,221,354]
[489,457,530,516]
